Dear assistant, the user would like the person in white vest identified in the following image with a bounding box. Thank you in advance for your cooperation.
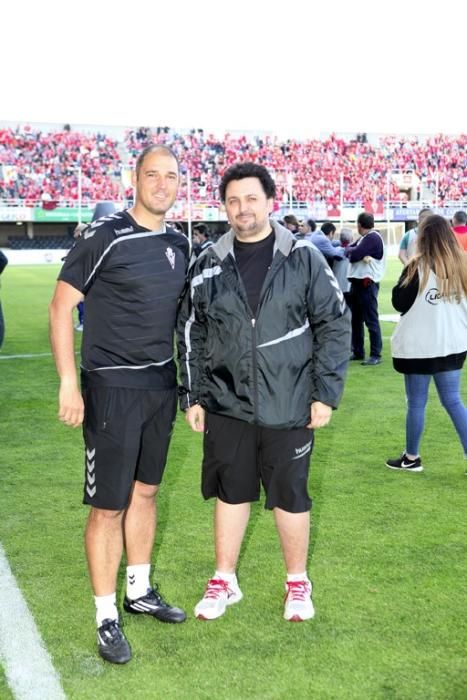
[387,214,467,472]
[346,212,386,365]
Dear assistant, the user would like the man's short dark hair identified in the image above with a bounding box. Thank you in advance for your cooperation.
[357,212,374,230]
[219,162,276,202]
[321,222,336,237]
[193,223,208,238]
[284,214,299,227]
[135,144,179,178]
[418,207,433,222]
[307,219,317,232]
[453,210,467,226]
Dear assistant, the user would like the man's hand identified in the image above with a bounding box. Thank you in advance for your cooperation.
[307,401,332,429]
[185,404,205,432]
[58,383,84,428]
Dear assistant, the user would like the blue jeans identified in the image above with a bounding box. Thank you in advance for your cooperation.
[77,301,84,325]
[404,370,467,456]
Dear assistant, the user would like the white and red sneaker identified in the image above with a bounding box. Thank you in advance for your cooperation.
[284,579,315,621]
[194,577,243,620]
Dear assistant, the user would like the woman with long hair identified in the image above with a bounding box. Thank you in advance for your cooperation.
[386,214,467,472]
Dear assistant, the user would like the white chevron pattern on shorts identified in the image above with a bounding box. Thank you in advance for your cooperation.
[86,446,96,498]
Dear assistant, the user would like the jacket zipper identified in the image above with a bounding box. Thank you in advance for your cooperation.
[251,317,259,423]
[250,257,285,425]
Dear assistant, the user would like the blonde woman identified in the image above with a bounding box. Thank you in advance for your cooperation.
[387,214,467,472]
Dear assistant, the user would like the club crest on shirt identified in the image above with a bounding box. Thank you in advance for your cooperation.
[165,247,176,270]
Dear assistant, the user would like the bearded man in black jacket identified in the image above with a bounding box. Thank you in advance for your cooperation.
[177,162,350,623]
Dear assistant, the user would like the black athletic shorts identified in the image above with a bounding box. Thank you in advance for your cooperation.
[202,413,313,513]
[82,386,177,510]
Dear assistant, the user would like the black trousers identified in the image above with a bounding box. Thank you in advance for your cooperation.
[349,279,382,359]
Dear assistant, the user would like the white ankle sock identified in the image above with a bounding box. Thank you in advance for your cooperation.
[214,570,237,583]
[94,593,118,627]
[287,572,309,583]
[126,563,151,600]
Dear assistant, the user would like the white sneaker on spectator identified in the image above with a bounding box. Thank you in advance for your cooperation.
[194,577,243,620]
[284,579,314,621]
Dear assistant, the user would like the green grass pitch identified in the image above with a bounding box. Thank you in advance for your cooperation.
[0,260,465,699]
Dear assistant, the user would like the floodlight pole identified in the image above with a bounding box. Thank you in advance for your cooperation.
[287,172,293,213]
[187,169,192,244]
[386,172,391,246]
[77,166,82,225]
[339,173,344,227]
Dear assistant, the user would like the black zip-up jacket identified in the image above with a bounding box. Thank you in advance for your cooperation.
[177,221,351,429]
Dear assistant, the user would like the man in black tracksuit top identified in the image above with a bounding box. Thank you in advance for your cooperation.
[50,146,189,664]
[177,162,350,622]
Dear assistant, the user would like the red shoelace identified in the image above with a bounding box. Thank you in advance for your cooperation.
[285,580,309,601]
[203,578,230,599]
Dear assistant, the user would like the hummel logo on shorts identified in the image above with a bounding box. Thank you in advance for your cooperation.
[293,441,312,460]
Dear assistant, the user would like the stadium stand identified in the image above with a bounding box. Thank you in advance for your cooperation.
[0,126,122,204]
[1,124,466,212]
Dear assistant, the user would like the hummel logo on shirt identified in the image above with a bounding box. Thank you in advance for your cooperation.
[165,247,176,270]
[114,226,134,236]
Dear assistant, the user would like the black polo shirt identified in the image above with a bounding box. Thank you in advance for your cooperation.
[59,210,189,389]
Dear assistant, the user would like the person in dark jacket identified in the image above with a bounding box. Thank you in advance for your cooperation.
[0,250,8,348]
[177,162,350,623]
[346,212,386,365]
[191,223,213,257]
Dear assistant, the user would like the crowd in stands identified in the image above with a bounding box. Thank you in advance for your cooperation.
[1,125,466,207]
[125,128,467,208]
[0,126,122,205]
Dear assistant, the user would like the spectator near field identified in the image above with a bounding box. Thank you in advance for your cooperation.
[0,250,8,348]
[346,212,386,365]
[398,208,433,265]
[191,223,213,257]
[49,145,189,665]
[297,218,316,240]
[332,227,353,302]
[283,214,300,234]
[177,162,350,623]
[452,210,467,251]
[387,214,467,473]
[310,222,344,269]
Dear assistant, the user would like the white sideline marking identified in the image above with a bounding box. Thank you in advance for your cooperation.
[0,353,53,360]
[0,544,66,700]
